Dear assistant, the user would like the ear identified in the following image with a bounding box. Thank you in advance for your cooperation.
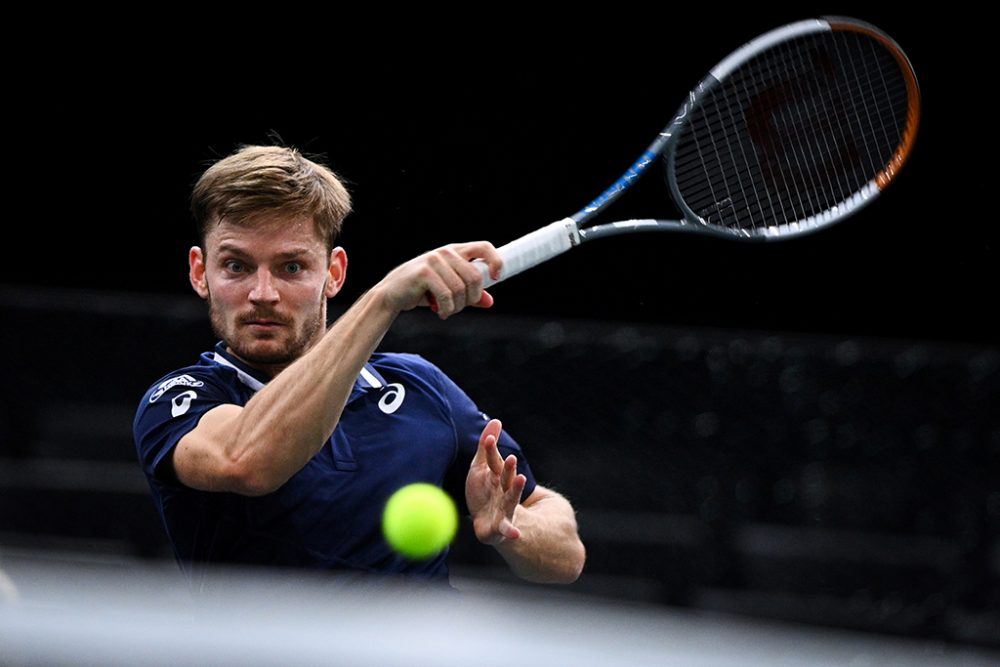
[325,247,347,298]
[189,247,210,299]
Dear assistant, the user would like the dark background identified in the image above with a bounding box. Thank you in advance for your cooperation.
[6,9,992,344]
[3,8,998,650]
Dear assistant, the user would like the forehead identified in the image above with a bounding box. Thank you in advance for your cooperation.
[205,215,326,254]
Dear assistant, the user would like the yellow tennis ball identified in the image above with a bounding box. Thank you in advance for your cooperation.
[382,483,459,560]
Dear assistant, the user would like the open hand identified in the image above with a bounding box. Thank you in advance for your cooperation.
[465,419,526,544]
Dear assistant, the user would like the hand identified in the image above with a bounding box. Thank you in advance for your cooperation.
[375,242,502,319]
[466,419,526,545]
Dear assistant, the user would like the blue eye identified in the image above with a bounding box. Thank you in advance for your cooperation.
[225,260,245,273]
[286,262,302,274]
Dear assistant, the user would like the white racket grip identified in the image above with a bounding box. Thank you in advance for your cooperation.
[476,218,580,288]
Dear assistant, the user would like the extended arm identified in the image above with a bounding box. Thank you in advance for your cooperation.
[466,420,585,583]
[174,243,502,496]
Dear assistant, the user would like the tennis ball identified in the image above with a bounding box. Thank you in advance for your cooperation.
[382,483,458,560]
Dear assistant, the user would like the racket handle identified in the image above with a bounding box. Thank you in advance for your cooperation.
[475,218,580,288]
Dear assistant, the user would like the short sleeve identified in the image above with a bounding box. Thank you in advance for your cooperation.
[428,365,537,504]
[133,371,234,483]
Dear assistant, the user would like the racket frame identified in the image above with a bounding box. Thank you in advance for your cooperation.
[477,16,919,288]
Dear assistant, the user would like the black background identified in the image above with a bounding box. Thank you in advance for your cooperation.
[7,9,992,344]
[3,10,998,648]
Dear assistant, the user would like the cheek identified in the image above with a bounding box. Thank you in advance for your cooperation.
[303,275,332,301]
[278,280,325,312]
[205,277,246,308]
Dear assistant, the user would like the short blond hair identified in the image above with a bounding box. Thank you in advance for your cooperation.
[191,145,352,249]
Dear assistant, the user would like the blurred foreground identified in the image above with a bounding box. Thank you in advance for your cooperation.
[2,550,998,667]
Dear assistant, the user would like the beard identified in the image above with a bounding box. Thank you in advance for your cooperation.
[207,292,327,370]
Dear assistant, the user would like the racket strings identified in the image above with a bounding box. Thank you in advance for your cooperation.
[674,73,908,185]
[727,34,868,226]
[685,34,907,228]
[680,34,908,187]
[677,38,906,227]
[673,29,913,231]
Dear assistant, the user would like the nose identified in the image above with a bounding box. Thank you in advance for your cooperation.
[248,269,280,304]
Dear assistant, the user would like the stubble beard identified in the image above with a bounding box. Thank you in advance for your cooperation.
[207,292,327,370]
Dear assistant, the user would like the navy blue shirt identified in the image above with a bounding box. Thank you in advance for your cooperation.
[133,342,536,583]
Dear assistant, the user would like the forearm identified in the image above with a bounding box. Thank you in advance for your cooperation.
[225,287,397,490]
[494,492,585,584]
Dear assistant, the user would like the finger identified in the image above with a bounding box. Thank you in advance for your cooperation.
[480,418,505,474]
[426,252,469,316]
[438,286,493,311]
[472,419,503,475]
[438,245,490,313]
[505,473,527,509]
[452,241,503,281]
[423,276,454,319]
[478,419,502,448]
[428,292,487,313]
[472,419,501,468]
[484,434,505,475]
[515,473,526,497]
[498,518,521,541]
[474,290,494,308]
[501,453,517,491]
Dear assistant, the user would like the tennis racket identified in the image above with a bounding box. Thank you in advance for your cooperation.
[475,16,920,288]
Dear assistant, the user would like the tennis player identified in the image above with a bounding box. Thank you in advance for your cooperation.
[133,145,585,585]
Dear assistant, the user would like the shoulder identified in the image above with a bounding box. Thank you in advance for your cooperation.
[368,352,455,389]
[135,352,241,410]
[367,352,468,409]
[369,352,442,376]
[133,352,243,479]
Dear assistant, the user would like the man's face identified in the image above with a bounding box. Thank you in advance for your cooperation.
[190,216,344,374]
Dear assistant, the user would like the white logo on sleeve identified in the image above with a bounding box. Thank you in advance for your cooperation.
[171,390,198,417]
[378,383,406,414]
[150,375,205,402]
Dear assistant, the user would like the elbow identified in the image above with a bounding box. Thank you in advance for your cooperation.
[222,458,286,497]
[521,537,586,585]
[557,538,587,584]
[172,417,294,496]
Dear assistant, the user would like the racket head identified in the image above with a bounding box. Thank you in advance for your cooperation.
[659,16,920,240]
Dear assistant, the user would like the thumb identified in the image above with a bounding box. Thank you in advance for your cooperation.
[474,290,495,308]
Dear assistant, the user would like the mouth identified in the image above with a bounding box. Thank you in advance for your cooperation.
[242,319,287,330]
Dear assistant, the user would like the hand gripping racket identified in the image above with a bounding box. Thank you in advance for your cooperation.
[476,16,920,288]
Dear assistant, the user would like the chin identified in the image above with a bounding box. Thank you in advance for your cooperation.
[231,335,299,367]
[245,349,297,366]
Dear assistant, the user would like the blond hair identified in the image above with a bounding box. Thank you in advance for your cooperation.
[191,145,351,249]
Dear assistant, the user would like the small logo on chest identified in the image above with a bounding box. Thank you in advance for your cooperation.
[378,383,406,414]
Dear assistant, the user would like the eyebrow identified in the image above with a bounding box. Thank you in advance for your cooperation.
[215,243,316,260]
[272,248,314,260]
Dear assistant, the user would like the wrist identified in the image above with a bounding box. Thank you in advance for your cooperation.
[354,282,404,321]
[367,278,411,316]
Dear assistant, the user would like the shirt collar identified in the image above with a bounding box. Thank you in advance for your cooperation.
[211,341,387,401]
